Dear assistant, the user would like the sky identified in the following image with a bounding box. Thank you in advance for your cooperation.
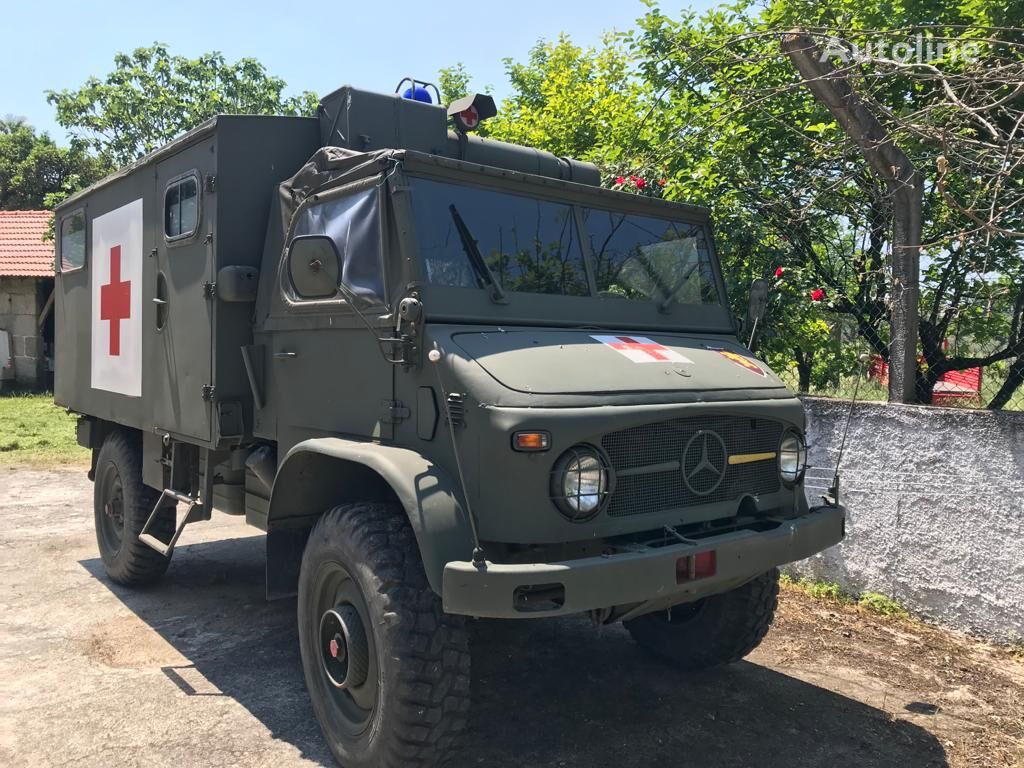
[2,0,717,145]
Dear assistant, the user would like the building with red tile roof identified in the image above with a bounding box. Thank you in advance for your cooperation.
[0,210,55,389]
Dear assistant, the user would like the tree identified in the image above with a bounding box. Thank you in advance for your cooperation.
[628,0,1024,406]
[437,63,473,105]
[47,44,319,166]
[452,2,1024,407]
[484,35,661,176]
[0,118,108,211]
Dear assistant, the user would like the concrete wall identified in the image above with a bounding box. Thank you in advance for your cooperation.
[796,397,1024,641]
[0,276,47,388]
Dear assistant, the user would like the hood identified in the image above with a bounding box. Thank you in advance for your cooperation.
[449,329,786,395]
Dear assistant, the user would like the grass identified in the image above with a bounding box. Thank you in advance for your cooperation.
[780,572,911,619]
[0,392,89,466]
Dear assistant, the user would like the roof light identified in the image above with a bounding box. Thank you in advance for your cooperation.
[394,77,439,105]
[447,93,497,134]
[401,85,433,104]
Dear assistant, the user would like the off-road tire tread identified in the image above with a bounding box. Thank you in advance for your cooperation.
[303,502,470,768]
[625,568,779,671]
[94,429,175,586]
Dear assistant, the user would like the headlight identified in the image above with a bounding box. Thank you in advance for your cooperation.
[551,445,612,521]
[779,431,807,485]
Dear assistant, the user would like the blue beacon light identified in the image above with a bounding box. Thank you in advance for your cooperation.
[401,86,433,104]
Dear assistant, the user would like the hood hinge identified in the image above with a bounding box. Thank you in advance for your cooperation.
[381,400,410,423]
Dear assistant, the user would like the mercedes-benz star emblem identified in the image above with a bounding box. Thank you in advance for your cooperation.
[682,430,728,496]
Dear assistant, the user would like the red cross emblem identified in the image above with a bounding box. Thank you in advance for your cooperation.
[608,336,670,361]
[99,245,131,356]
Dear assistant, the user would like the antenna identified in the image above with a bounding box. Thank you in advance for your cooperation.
[827,352,870,505]
[429,345,486,568]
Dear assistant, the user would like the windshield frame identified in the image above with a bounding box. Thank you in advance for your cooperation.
[394,152,734,335]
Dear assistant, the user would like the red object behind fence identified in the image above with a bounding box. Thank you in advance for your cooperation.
[867,355,982,406]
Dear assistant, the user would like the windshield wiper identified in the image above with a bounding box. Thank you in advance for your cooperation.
[657,258,701,312]
[448,204,507,303]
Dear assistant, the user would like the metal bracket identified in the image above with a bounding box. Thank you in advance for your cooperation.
[201,384,216,401]
[202,281,217,299]
[204,174,217,194]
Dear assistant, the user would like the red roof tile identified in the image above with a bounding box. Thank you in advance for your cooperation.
[0,210,54,277]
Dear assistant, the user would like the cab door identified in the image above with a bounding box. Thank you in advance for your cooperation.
[261,184,394,455]
[147,146,215,443]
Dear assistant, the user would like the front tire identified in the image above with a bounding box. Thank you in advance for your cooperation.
[93,429,175,586]
[297,502,471,768]
[625,568,780,671]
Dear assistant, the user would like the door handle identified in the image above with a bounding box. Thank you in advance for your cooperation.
[274,351,297,359]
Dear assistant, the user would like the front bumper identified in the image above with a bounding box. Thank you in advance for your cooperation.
[442,504,845,618]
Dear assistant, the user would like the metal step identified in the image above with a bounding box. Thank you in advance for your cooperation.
[138,488,204,558]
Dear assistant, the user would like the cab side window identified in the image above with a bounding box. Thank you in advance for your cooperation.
[59,210,86,272]
[164,174,199,240]
[285,188,385,305]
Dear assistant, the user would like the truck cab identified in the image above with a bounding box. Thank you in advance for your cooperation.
[56,82,844,768]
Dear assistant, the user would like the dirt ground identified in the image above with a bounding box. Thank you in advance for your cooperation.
[1,467,1021,768]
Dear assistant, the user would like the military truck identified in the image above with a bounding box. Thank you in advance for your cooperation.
[53,80,845,767]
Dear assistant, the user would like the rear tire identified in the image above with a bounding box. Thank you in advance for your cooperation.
[298,502,471,768]
[93,429,175,586]
[624,568,779,671]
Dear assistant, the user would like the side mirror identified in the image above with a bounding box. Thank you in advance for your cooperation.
[747,278,769,328]
[287,235,340,300]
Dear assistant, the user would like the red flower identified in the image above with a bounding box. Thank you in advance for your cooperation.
[614,176,625,185]
[774,266,785,279]
[635,177,646,189]
[658,178,667,186]
[810,288,825,302]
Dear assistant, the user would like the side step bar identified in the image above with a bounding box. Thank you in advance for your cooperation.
[138,488,207,557]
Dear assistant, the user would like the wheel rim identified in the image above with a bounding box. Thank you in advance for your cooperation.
[310,560,378,736]
[97,462,126,556]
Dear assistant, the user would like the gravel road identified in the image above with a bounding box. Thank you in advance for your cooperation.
[1,467,1020,767]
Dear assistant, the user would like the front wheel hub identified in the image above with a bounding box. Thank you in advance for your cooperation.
[319,603,369,689]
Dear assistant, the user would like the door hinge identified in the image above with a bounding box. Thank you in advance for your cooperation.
[205,174,217,193]
[202,281,217,299]
[201,384,216,401]
[381,400,410,423]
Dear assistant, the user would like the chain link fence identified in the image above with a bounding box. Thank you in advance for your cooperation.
[764,293,1024,411]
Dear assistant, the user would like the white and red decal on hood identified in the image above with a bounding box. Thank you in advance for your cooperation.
[591,334,694,364]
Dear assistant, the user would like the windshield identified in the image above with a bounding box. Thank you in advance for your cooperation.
[410,177,588,296]
[580,208,719,306]
[409,177,722,307]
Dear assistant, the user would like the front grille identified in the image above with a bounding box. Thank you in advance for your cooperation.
[601,415,783,517]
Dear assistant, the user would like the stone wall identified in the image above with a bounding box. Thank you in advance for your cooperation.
[796,396,1024,641]
[0,276,47,388]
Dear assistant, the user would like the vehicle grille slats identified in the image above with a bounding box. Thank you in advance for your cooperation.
[601,416,782,517]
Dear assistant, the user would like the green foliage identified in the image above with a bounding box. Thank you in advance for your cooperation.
[783,574,912,618]
[0,119,108,211]
[437,63,473,104]
[47,44,319,166]
[486,35,660,173]
[0,393,87,466]
[858,592,910,618]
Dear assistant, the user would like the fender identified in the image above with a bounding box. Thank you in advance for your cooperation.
[267,437,474,595]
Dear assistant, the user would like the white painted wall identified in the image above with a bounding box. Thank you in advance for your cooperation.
[795,397,1024,641]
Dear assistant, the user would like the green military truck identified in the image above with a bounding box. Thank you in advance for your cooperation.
[54,80,844,767]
